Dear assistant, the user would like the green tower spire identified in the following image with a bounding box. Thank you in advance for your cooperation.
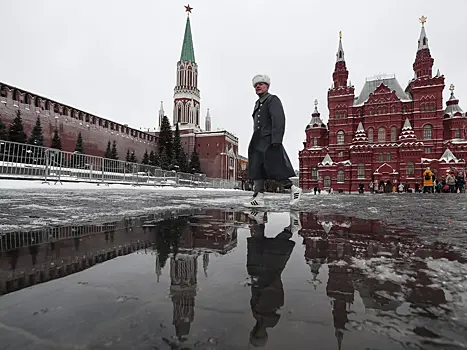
[180,11,195,63]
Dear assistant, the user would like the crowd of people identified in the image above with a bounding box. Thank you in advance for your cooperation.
[366,167,465,194]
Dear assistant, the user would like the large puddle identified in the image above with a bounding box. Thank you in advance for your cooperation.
[0,209,466,349]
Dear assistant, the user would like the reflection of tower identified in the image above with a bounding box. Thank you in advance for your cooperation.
[326,255,354,350]
[202,251,209,277]
[155,253,162,283]
[170,253,198,339]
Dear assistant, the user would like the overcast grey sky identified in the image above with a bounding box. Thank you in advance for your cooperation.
[1,0,466,168]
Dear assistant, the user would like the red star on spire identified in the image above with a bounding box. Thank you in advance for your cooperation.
[184,4,193,14]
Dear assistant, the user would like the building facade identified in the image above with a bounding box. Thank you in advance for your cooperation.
[0,83,156,160]
[299,19,467,192]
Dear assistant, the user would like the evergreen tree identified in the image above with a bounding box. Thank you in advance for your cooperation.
[111,140,118,160]
[125,149,131,162]
[149,150,159,167]
[173,123,182,168]
[142,150,149,164]
[158,115,173,166]
[160,148,170,170]
[179,149,189,173]
[51,128,62,150]
[74,132,84,153]
[72,132,85,167]
[26,116,45,165]
[8,110,27,144]
[0,118,6,140]
[189,146,201,173]
[104,141,112,158]
[129,151,137,163]
[103,141,112,172]
[28,116,44,146]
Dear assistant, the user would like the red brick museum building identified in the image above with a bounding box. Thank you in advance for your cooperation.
[299,18,467,192]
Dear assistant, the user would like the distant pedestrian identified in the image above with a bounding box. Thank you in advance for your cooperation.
[244,74,302,208]
[398,183,404,193]
[423,167,433,193]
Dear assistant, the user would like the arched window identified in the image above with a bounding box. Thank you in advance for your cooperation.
[177,105,182,123]
[311,168,318,180]
[402,105,407,114]
[390,126,397,142]
[406,162,415,176]
[337,130,345,145]
[367,128,374,143]
[337,170,344,183]
[324,176,331,188]
[423,124,432,139]
[357,164,365,178]
[378,127,386,142]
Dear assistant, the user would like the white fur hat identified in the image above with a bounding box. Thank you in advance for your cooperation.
[252,74,271,87]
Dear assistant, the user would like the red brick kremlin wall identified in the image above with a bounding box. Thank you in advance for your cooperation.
[0,82,156,160]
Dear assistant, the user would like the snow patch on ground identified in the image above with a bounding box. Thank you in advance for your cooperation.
[351,257,415,284]
[424,258,467,309]
[0,179,240,192]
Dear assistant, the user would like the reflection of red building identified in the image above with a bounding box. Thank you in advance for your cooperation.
[298,211,459,349]
[299,19,467,192]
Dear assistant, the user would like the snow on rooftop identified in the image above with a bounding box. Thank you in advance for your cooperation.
[439,148,460,163]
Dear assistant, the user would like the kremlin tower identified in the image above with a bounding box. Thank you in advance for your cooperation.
[173,4,201,129]
[157,5,240,180]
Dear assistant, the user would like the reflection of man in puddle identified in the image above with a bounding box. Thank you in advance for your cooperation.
[246,211,296,347]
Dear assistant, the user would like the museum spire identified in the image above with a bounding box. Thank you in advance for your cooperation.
[336,31,345,62]
[332,31,349,88]
[413,15,434,78]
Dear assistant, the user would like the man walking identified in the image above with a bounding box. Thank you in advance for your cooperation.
[244,74,302,208]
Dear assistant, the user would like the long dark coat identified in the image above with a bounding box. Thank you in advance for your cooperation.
[248,93,295,181]
[247,225,295,332]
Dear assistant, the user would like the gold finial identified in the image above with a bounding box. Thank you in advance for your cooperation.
[450,84,455,93]
[419,15,427,27]
[314,99,318,106]
[339,31,342,40]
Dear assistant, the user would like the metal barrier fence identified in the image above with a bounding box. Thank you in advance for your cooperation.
[0,209,201,252]
[0,139,241,189]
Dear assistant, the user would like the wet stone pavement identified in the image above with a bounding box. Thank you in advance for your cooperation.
[0,207,467,350]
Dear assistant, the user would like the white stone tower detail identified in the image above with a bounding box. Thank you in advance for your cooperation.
[173,5,200,129]
[159,101,165,129]
[205,108,211,131]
